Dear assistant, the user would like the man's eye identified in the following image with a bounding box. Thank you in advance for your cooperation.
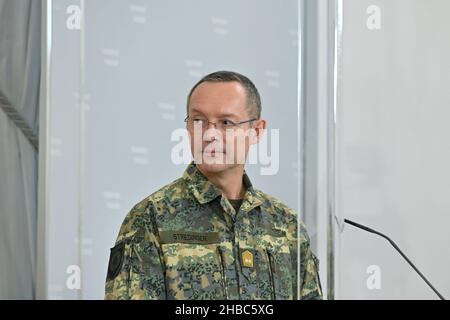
[221,119,235,126]
[193,118,204,123]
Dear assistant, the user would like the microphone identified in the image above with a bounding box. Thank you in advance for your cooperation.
[344,218,445,300]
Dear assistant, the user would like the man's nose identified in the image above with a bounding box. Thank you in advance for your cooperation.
[203,125,221,142]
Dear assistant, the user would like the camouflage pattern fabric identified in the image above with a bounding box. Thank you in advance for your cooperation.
[105,162,322,300]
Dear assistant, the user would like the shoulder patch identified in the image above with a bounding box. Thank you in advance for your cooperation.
[107,242,125,280]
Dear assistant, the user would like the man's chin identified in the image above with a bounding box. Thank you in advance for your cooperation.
[196,162,229,173]
[195,155,233,173]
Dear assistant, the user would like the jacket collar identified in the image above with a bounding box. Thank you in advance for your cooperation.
[182,161,263,210]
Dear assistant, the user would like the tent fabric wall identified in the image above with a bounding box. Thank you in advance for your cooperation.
[0,0,40,299]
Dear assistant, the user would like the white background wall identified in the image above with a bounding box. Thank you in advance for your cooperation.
[335,0,450,299]
[41,0,301,299]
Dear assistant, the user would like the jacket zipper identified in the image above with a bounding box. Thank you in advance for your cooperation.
[156,245,169,299]
[217,246,228,299]
[266,250,276,300]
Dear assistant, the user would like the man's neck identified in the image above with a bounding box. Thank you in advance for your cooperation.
[197,165,246,200]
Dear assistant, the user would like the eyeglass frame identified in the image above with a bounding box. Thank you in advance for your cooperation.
[184,115,258,130]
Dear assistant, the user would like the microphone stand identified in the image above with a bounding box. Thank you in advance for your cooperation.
[344,218,445,300]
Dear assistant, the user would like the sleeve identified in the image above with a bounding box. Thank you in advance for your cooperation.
[104,202,167,300]
[299,223,323,300]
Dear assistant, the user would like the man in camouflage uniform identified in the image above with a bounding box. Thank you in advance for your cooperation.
[105,71,322,300]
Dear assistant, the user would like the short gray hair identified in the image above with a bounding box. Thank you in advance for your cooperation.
[186,70,262,119]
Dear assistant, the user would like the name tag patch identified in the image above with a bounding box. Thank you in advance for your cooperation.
[159,230,219,244]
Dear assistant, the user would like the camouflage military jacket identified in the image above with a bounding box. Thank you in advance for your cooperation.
[105,162,322,300]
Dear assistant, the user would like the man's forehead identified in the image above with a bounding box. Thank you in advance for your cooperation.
[189,106,240,118]
[193,80,245,94]
[188,82,248,116]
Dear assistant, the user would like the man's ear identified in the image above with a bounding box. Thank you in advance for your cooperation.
[249,119,266,145]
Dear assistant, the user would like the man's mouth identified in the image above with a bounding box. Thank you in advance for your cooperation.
[203,150,225,156]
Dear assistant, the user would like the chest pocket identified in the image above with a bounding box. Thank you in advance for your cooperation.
[256,234,297,300]
[161,242,226,300]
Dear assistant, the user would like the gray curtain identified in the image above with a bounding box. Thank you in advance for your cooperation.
[0,0,40,299]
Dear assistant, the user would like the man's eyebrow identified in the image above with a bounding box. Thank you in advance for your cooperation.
[218,113,240,119]
[189,107,204,115]
[189,107,239,119]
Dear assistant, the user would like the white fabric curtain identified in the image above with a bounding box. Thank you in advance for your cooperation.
[0,0,40,299]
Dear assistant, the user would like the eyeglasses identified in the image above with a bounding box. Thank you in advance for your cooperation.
[184,116,257,131]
